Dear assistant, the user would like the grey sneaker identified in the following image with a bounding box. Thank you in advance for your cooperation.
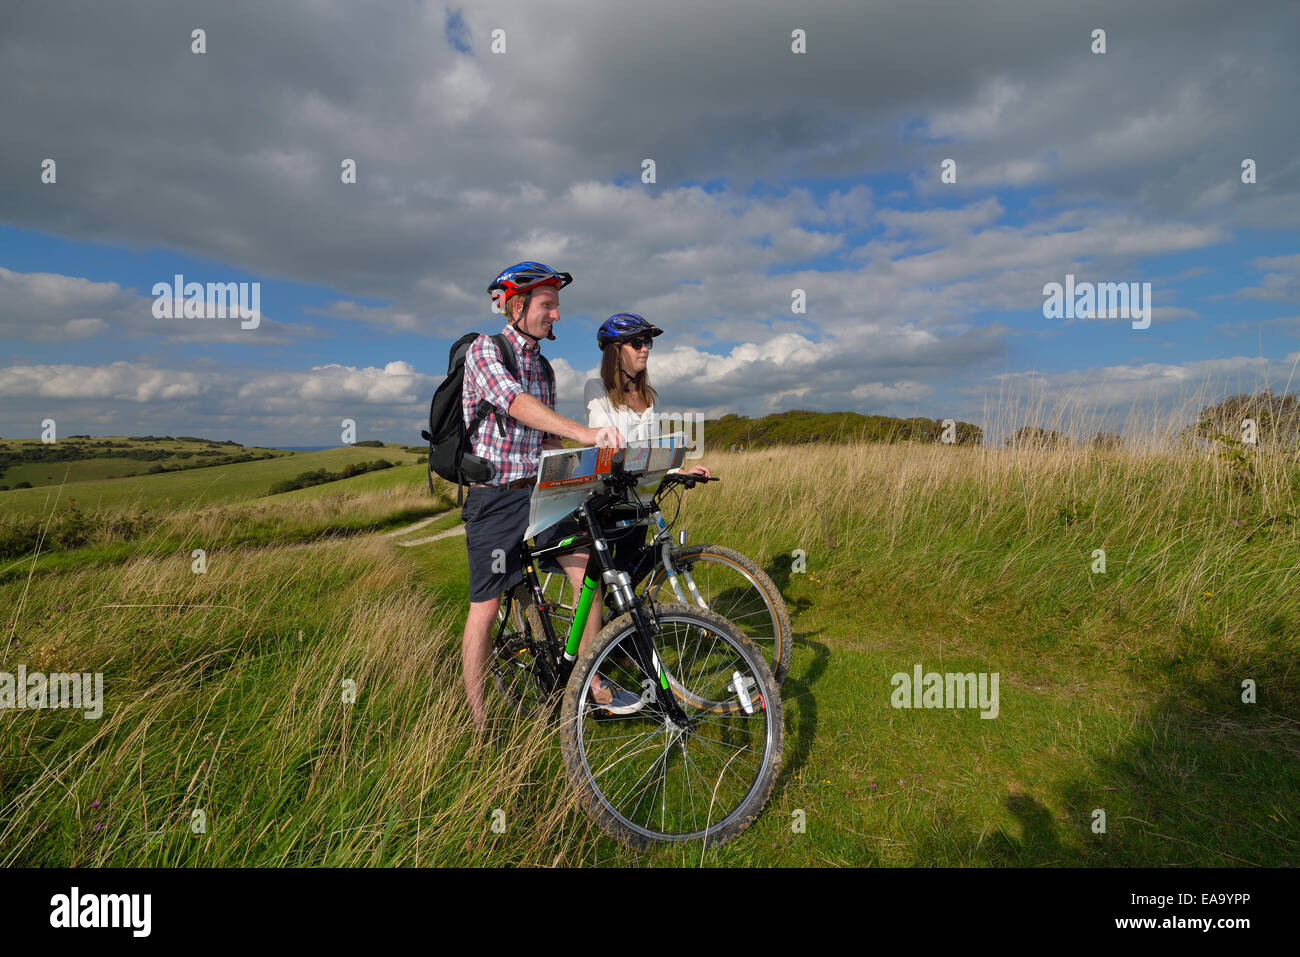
[589,677,645,716]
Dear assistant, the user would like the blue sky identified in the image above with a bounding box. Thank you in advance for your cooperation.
[1,0,1297,447]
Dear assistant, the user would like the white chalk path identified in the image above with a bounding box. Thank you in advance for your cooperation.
[393,525,466,547]
[386,509,465,548]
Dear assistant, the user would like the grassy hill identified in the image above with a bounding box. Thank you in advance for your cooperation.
[1,434,1296,866]
[700,410,984,450]
[0,435,288,490]
[0,442,425,519]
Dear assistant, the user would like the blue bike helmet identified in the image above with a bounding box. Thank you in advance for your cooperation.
[489,261,573,342]
[596,313,664,351]
[488,261,572,311]
[488,261,572,299]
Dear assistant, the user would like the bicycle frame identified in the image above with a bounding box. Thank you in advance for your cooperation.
[507,491,694,727]
[524,486,712,633]
[624,507,712,609]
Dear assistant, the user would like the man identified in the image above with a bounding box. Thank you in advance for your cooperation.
[459,261,634,733]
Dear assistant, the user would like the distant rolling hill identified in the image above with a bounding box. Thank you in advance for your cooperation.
[700,410,984,450]
[0,438,425,518]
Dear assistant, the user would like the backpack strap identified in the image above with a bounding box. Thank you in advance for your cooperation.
[492,332,555,397]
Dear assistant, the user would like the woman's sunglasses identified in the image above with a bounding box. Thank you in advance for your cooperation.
[624,337,654,350]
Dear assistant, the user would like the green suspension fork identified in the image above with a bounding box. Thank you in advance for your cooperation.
[564,569,600,663]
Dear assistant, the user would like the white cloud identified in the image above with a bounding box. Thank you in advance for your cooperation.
[0,362,204,401]
[850,380,933,403]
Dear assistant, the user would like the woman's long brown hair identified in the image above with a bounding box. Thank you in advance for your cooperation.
[600,343,658,411]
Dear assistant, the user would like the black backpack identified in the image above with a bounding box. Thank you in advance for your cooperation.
[419,333,554,503]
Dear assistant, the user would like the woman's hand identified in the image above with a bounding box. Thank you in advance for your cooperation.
[682,464,711,479]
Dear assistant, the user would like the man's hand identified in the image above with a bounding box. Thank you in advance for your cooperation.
[682,464,712,478]
[585,426,625,450]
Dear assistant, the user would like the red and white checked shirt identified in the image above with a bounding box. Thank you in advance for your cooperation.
[461,324,556,484]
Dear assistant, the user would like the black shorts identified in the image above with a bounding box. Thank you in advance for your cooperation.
[462,486,571,602]
[608,524,648,580]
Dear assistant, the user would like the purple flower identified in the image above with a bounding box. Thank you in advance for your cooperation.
[93,823,101,832]
[90,799,101,809]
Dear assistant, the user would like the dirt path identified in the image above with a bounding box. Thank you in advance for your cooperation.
[385,509,465,547]
[393,525,466,547]
[380,514,443,537]
[278,510,462,551]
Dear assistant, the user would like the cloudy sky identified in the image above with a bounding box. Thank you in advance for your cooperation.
[1,0,1297,446]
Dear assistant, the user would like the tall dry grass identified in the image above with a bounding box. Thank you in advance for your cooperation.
[1,526,599,865]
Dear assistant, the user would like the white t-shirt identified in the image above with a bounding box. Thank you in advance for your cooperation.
[584,378,682,474]
[584,378,657,439]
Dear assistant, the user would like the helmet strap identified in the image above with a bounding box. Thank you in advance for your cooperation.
[510,288,547,345]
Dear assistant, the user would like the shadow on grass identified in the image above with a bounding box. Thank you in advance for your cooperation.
[908,651,1300,866]
[771,636,829,800]
[760,550,814,621]
[755,548,828,798]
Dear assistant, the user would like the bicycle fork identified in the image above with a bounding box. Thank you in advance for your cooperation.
[651,511,709,610]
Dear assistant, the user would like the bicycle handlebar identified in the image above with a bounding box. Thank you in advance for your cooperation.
[660,471,718,488]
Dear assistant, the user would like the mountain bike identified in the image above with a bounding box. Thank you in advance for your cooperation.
[525,471,793,684]
[488,453,783,847]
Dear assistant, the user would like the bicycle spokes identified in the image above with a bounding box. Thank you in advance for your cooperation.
[571,615,777,842]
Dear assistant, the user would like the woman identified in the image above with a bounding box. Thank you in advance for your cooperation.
[585,313,711,479]
[582,314,710,584]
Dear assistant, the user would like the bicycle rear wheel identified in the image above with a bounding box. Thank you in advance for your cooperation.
[490,585,555,717]
[558,603,783,848]
[643,544,792,683]
[533,569,578,651]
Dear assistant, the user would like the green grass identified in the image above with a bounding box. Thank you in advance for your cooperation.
[0,445,423,517]
[1,439,1296,866]
[273,463,431,501]
[0,461,454,583]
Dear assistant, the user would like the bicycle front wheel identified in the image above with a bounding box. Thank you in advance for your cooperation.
[559,603,783,848]
[643,544,793,683]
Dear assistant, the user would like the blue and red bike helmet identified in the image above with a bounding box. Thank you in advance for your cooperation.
[596,313,664,351]
[487,261,573,314]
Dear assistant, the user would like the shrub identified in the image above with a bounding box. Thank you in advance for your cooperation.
[267,459,396,495]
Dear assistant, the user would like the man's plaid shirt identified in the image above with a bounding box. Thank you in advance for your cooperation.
[461,323,557,484]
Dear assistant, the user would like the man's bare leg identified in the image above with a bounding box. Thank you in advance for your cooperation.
[462,595,500,733]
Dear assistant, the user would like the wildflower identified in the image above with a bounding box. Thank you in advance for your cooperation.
[90,799,101,809]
